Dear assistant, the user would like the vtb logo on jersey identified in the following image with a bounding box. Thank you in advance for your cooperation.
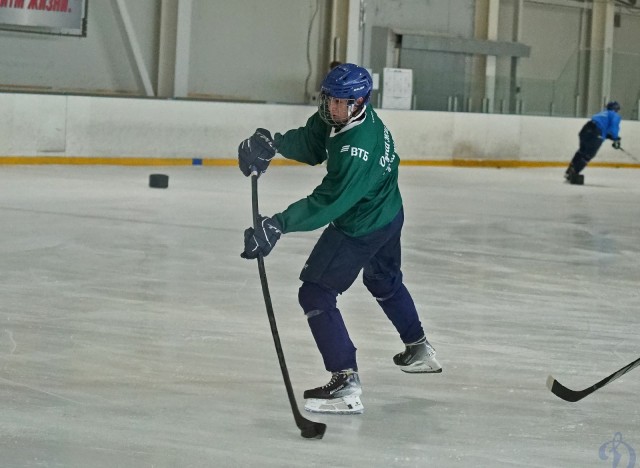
[340,145,369,162]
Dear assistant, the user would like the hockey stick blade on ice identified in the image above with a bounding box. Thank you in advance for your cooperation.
[547,356,640,402]
[249,170,326,439]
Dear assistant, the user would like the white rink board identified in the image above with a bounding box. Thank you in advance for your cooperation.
[1,92,639,163]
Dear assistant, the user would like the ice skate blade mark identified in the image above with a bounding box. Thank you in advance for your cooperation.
[304,394,364,414]
[304,404,364,415]
[399,362,443,374]
[401,367,443,374]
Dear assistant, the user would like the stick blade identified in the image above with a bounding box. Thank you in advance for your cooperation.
[300,422,327,439]
[547,375,584,402]
[546,374,562,393]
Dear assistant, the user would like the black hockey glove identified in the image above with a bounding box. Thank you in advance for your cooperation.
[612,138,621,150]
[241,215,282,259]
[238,128,277,177]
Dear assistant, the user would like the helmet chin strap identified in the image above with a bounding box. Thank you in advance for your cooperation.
[345,103,366,125]
[331,104,366,130]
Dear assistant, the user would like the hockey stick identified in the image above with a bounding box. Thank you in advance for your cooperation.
[547,356,640,402]
[249,170,326,439]
[620,147,640,163]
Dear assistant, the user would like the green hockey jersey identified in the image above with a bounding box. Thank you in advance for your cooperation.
[272,106,403,238]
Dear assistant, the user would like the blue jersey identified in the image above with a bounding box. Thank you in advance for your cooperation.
[590,109,621,140]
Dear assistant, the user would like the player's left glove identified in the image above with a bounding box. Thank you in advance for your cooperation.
[241,215,282,259]
[238,128,277,177]
[612,138,621,150]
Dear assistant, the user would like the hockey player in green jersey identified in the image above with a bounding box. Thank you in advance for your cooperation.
[239,63,441,414]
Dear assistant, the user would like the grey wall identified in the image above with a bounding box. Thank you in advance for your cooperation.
[0,0,639,119]
[188,0,330,103]
[0,0,328,102]
[363,0,640,118]
[515,0,640,119]
[362,0,476,66]
[361,0,476,112]
[0,0,160,94]
[517,1,584,116]
[612,12,640,118]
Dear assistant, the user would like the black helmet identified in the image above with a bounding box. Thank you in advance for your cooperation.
[606,101,620,112]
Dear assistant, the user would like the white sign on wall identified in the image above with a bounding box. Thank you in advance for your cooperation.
[382,68,413,110]
[0,0,88,37]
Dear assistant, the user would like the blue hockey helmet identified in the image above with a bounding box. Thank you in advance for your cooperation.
[318,63,372,126]
[320,63,373,104]
[606,101,620,112]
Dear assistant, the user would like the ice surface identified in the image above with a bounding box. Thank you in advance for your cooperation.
[0,165,638,467]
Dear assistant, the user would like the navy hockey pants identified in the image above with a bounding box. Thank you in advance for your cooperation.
[298,208,425,372]
[570,121,603,174]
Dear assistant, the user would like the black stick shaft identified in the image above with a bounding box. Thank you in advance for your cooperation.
[250,173,326,438]
[590,356,640,391]
[621,148,640,163]
[251,175,299,417]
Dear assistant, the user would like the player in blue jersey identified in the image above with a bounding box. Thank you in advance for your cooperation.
[565,101,622,183]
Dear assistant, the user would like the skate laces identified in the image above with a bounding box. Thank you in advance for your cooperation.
[323,373,340,389]
[323,370,352,389]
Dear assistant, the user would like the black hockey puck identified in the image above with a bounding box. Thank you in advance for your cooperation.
[300,422,326,439]
[149,174,169,188]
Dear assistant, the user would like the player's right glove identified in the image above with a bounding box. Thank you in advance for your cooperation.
[240,215,282,259]
[238,128,277,176]
[612,138,621,150]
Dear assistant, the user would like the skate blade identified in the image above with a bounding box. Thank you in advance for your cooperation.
[304,394,364,414]
[399,358,443,374]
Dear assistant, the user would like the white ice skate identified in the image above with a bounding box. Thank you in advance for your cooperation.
[393,336,442,373]
[303,369,364,414]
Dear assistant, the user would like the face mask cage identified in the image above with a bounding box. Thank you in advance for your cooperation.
[318,93,358,127]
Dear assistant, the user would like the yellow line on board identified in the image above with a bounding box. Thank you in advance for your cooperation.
[0,156,639,169]
[0,156,193,166]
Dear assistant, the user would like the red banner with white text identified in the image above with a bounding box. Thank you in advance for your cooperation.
[0,0,87,36]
